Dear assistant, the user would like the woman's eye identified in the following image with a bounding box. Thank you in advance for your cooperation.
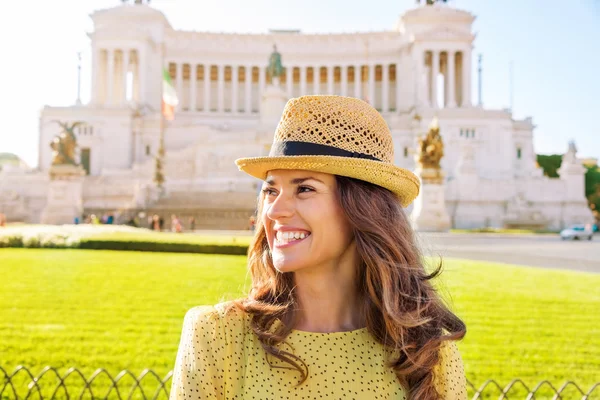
[298,186,314,194]
[262,188,277,196]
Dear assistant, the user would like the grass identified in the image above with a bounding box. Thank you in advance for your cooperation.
[0,249,599,399]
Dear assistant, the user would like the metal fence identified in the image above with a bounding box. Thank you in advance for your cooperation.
[1,366,599,399]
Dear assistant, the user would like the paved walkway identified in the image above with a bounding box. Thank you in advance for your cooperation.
[418,232,600,273]
[194,230,600,273]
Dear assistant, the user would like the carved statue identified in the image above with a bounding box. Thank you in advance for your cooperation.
[267,45,284,80]
[416,117,444,169]
[50,121,83,166]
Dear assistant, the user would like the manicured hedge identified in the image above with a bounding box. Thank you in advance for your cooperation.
[0,226,250,255]
[78,238,248,255]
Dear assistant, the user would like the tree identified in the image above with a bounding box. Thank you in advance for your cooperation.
[585,165,600,222]
[536,154,562,178]
[537,154,600,222]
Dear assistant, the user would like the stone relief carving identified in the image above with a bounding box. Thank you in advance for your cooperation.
[504,192,546,224]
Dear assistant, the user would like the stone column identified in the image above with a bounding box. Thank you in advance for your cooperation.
[462,48,472,107]
[340,65,348,96]
[203,64,211,112]
[354,65,362,99]
[190,63,197,112]
[138,47,147,104]
[286,66,293,97]
[300,65,307,96]
[327,66,334,94]
[176,62,183,111]
[414,49,424,107]
[314,66,321,94]
[132,51,139,103]
[245,65,252,114]
[122,49,130,104]
[91,47,100,104]
[447,51,456,108]
[259,65,266,99]
[217,64,225,113]
[395,62,402,113]
[382,64,389,112]
[232,65,239,114]
[106,49,114,106]
[431,51,439,109]
[368,64,375,105]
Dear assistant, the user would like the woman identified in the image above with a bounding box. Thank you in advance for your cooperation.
[171,95,467,399]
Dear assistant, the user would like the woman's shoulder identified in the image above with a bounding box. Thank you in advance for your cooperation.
[182,300,250,338]
[433,339,467,399]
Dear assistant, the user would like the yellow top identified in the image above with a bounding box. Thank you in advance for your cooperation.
[170,303,467,400]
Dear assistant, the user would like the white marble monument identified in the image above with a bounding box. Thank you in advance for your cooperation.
[0,0,594,229]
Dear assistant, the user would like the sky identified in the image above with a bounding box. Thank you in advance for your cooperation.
[0,0,598,167]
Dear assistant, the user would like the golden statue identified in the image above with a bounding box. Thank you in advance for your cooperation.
[50,121,83,166]
[416,117,444,170]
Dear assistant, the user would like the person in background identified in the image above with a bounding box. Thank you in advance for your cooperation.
[171,214,182,233]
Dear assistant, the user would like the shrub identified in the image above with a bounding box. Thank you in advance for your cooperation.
[0,226,249,255]
[78,239,248,255]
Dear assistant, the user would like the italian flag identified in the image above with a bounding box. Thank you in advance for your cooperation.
[162,68,179,120]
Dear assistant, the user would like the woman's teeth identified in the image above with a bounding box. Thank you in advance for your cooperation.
[275,231,309,244]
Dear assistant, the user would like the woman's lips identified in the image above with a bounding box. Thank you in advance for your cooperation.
[273,231,311,248]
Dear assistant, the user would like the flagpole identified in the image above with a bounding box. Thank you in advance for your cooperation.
[155,58,178,197]
[154,110,166,195]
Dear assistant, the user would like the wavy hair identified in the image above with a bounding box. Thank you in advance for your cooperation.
[232,175,466,399]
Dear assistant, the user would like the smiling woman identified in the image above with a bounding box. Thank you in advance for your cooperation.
[170,95,467,400]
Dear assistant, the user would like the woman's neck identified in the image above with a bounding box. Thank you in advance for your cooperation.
[292,266,365,333]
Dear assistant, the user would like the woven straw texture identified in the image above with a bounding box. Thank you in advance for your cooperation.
[236,95,421,207]
[274,95,393,162]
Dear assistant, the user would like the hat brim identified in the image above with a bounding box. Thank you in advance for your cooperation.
[235,155,420,208]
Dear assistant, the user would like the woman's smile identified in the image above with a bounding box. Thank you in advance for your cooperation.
[273,228,312,248]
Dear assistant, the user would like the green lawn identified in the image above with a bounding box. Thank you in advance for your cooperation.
[0,249,598,399]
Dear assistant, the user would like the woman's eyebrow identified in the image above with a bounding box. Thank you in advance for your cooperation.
[265,177,325,185]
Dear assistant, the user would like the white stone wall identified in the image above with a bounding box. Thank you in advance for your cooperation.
[21,2,593,229]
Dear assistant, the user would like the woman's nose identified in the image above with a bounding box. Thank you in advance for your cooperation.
[266,192,295,220]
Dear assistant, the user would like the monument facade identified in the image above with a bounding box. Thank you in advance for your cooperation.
[0,0,593,229]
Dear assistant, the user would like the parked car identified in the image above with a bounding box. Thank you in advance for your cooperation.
[560,224,594,240]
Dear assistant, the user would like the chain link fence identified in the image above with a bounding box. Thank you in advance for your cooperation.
[1,366,599,399]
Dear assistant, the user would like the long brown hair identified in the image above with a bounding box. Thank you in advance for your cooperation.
[232,175,466,399]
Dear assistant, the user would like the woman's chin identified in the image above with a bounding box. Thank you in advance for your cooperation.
[272,257,307,273]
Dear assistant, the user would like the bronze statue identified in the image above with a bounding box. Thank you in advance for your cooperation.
[416,117,444,170]
[50,121,83,166]
[267,44,283,80]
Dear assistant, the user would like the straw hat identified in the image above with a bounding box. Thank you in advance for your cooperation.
[235,95,420,207]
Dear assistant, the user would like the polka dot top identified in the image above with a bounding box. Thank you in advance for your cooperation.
[170,302,467,399]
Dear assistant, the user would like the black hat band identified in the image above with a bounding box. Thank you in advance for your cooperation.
[269,141,382,162]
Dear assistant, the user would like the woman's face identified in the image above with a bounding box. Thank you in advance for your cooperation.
[261,169,355,273]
